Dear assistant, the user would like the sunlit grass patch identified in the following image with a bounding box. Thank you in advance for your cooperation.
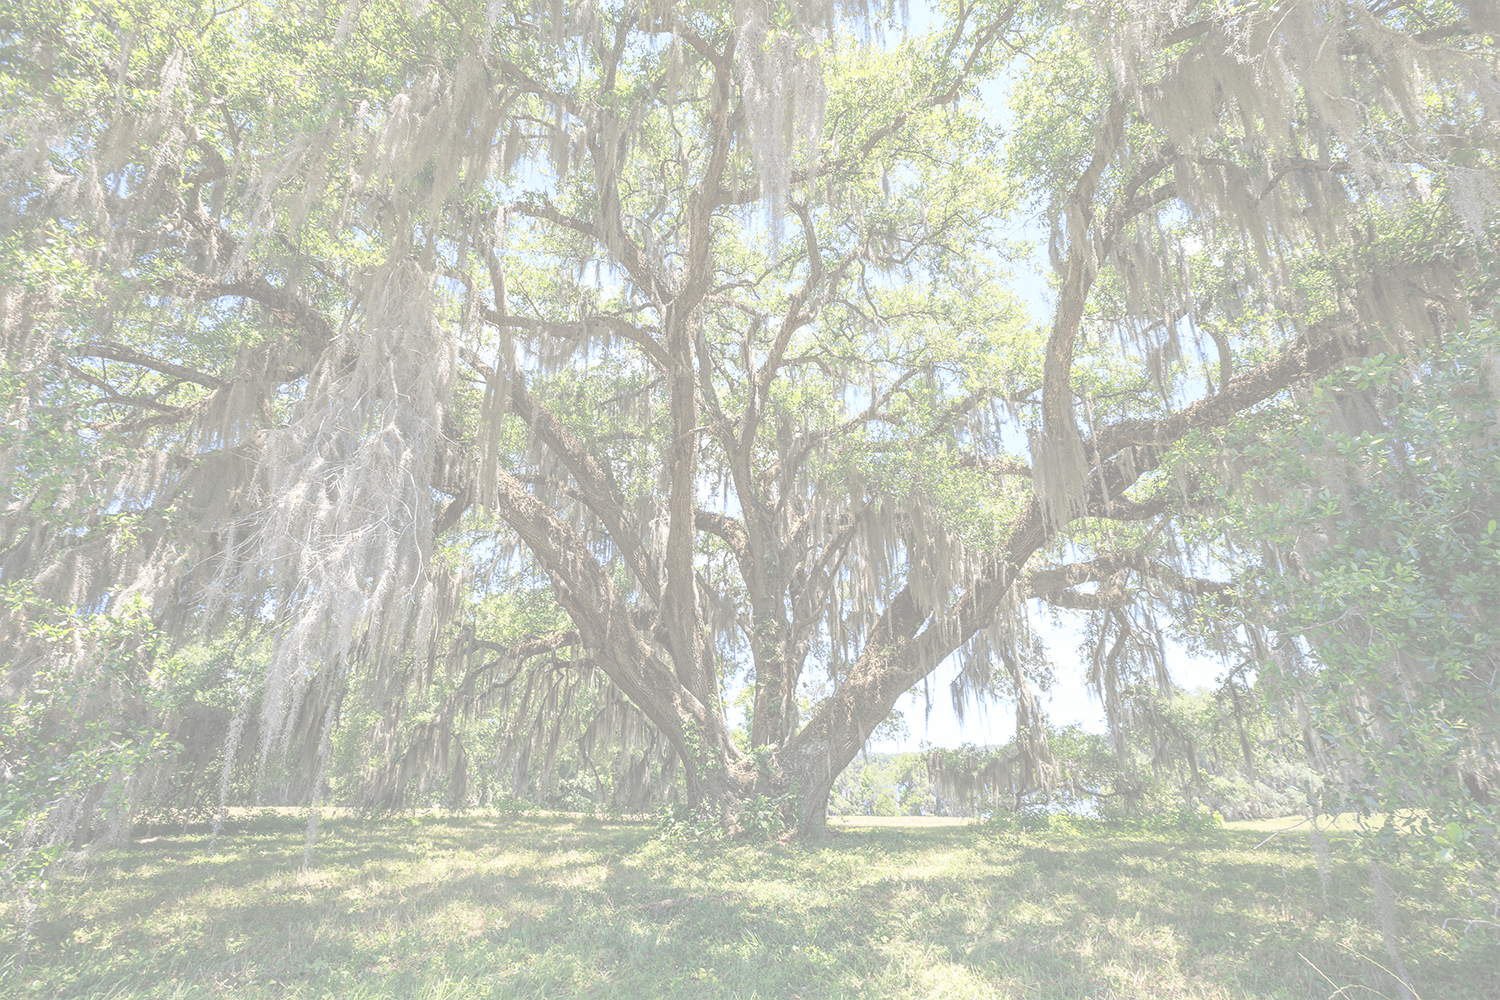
[1223,812,1399,835]
[3,813,1496,999]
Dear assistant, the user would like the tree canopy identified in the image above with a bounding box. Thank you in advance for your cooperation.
[2,0,1497,862]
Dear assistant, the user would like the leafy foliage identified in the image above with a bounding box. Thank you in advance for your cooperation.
[1172,322,1500,867]
[0,594,181,901]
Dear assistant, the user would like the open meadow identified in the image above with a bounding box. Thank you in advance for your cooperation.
[3,812,1496,1000]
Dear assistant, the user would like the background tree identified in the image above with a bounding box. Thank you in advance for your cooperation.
[925,729,1114,818]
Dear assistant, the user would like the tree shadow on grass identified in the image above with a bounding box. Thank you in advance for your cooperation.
[12,816,1499,1000]
[811,824,1499,1000]
[16,814,653,994]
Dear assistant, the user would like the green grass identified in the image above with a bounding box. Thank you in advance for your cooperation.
[1222,814,1396,834]
[4,811,1496,999]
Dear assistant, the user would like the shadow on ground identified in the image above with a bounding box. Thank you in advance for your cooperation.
[5,813,1496,999]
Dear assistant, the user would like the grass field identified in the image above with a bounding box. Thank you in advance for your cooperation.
[3,810,1496,999]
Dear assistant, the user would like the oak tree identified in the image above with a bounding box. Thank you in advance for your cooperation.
[2,0,1495,850]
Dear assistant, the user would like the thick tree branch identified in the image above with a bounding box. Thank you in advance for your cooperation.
[1028,552,1230,604]
[695,509,750,565]
[958,453,1033,478]
[75,342,227,390]
[1041,97,1128,442]
[511,198,663,300]
[1092,322,1366,460]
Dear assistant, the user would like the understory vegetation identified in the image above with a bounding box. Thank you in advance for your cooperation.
[4,811,1497,1000]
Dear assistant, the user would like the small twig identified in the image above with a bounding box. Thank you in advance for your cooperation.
[1441,917,1500,935]
[1255,814,1314,849]
[1300,951,1406,1000]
